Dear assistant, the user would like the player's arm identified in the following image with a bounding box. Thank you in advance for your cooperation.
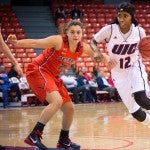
[83,42,109,63]
[90,38,106,62]
[0,30,23,76]
[7,34,62,49]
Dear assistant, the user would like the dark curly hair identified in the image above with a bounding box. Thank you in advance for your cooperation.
[111,2,138,26]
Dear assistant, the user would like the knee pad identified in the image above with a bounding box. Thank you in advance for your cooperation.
[134,91,150,110]
[131,108,146,122]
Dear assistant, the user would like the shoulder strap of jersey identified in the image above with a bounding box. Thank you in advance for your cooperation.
[61,34,68,42]
[61,34,69,48]
[106,24,113,43]
[76,41,83,52]
[137,26,142,40]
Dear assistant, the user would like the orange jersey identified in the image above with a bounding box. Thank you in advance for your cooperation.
[32,34,83,76]
[26,35,83,103]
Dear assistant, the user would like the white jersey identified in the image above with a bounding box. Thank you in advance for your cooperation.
[94,23,146,73]
[94,24,149,113]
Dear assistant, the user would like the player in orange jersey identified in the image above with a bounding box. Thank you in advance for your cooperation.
[7,20,109,149]
[0,27,23,77]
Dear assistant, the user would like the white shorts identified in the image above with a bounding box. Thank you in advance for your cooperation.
[111,60,149,113]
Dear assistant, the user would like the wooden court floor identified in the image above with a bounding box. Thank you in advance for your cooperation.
[0,102,150,150]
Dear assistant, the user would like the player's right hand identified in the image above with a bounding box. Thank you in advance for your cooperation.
[7,34,18,46]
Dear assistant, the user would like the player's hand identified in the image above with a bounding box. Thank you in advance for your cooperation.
[107,59,117,71]
[14,64,24,77]
[7,34,18,46]
[102,54,117,70]
[93,50,103,62]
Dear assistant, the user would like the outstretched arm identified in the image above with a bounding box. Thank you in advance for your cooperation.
[0,29,23,76]
[7,34,62,49]
[90,38,105,62]
[84,38,116,71]
[90,38,117,70]
[83,39,109,63]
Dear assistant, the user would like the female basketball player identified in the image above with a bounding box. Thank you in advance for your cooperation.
[7,20,106,149]
[91,2,150,126]
[0,27,23,76]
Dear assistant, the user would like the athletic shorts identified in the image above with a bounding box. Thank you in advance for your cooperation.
[26,63,71,103]
[111,60,149,113]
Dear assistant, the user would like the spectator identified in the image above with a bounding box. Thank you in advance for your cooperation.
[76,70,100,103]
[82,67,92,81]
[8,65,20,79]
[108,73,121,101]
[57,23,66,34]
[8,65,22,102]
[92,65,99,80]
[55,5,67,25]
[60,69,81,104]
[96,70,117,101]
[0,64,21,108]
[108,74,115,87]
[70,6,83,20]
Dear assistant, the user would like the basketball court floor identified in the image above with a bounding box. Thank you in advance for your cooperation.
[0,102,150,150]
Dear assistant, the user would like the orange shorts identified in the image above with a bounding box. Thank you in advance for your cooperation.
[26,63,71,103]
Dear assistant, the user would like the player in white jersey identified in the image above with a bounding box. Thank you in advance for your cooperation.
[90,2,150,126]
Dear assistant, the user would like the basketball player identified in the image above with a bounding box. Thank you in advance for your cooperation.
[0,27,23,76]
[90,2,150,126]
[7,20,106,149]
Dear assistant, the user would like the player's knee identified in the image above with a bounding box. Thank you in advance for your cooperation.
[131,108,146,122]
[61,102,74,116]
[134,91,150,110]
[46,94,63,108]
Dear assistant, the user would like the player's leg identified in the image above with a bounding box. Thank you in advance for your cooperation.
[24,65,63,149]
[115,81,150,125]
[131,107,150,126]
[131,61,150,110]
[112,64,150,126]
[57,86,80,149]
[24,91,63,149]
[130,61,150,125]
[134,91,150,110]
[57,101,80,149]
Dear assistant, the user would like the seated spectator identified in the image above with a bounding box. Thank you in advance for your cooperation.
[60,69,81,104]
[8,65,20,79]
[55,5,67,25]
[92,66,99,80]
[108,73,122,101]
[0,64,21,108]
[82,67,92,81]
[70,6,83,20]
[57,23,66,34]
[108,75,115,87]
[76,70,100,103]
[96,70,118,102]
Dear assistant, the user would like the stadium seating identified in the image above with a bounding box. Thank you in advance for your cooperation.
[0,4,37,73]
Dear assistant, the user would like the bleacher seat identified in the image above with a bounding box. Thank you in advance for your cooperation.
[27,52,37,58]
[22,58,32,63]
[16,52,27,58]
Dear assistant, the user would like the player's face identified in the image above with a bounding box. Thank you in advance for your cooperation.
[67,25,83,43]
[117,11,132,32]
